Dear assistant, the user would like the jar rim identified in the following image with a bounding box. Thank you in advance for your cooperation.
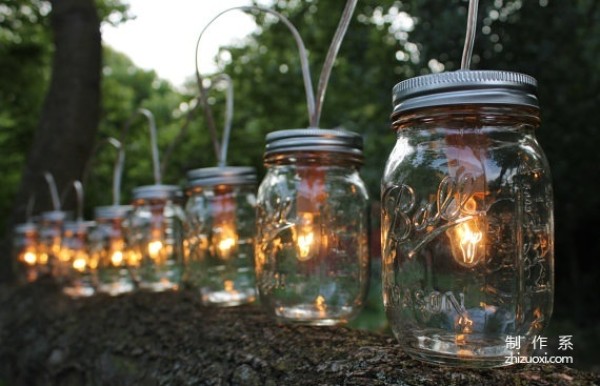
[186,166,257,188]
[264,128,364,158]
[392,70,539,117]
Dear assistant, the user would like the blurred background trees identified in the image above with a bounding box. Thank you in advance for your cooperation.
[0,0,598,370]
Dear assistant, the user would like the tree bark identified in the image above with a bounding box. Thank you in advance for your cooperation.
[0,0,101,283]
[0,280,597,386]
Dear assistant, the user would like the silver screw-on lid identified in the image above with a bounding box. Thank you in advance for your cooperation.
[132,184,182,201]
[14,222,37,234]
[94,205,132,220]
[186,166,257,188]
[63,220,95,232]
[392,70,539,116]
[40,210,69,223]
[264,128,363,158]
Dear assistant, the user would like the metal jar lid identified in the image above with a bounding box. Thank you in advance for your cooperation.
[132,184,182,201]
[186,166,257,188]
[94,205,132,220]
[392,70,539,116]
[40,210,69,223]
[63,220,95,233]
[264,128,364,158]
[14,222,37,234]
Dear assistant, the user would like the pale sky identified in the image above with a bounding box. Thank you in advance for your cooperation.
[101,0,262,88]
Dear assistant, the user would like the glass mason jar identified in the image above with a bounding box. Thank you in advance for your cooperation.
[184,167,257,306]
[256,128,370,325]
[13,222,43,283]
[382,70,554,367]
[38,210,68,278]
[60,220,97,297]
[129,185,185,292]
[90,205,136,295]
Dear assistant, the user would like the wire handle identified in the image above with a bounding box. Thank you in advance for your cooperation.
[43,172,61,211]
[26,195,35,223]
[73,181,85,222]
[195,5,315,156]
[196,1,357,139]
[207,74,234,167]
[116,108,162,197]
[58,180,85,222]
[80,137,122,205]
[160,74,233,171]
[313,0,357,127]
[461,0,480,70]
[160,95,202,175]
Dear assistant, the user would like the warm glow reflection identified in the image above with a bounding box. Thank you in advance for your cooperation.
[457,315,474,334]
[315,295,327,317]
[224,279,235,293]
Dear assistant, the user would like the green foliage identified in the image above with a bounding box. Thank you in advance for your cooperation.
[0,0,52,231]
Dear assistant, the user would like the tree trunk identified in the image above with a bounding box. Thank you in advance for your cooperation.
[0,280,597,386]
[0,0,101,282]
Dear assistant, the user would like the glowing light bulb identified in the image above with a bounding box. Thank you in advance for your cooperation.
[72,255,87,272]
[447,197,485,268]
[148,240,163,259]
[110,250,124,266]
[296,212,317,261]
[38,252,48,264]
[211,186,238,260]
[457,222,482,264]
[21,250,37,265]
[295,166,327,262]
[212,222,237,260]
[127,249,142,266]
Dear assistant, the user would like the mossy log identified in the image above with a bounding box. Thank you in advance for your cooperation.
[0,280,598,386]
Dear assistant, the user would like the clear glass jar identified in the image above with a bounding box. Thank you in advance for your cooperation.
[256,129,370,325]
[89,205,136,295]
[184,167,257,306]
[13,222,43,283]
[38,210,68,278]
[382,71,554,367]
[129,185,185,292]
[60,220,97,297]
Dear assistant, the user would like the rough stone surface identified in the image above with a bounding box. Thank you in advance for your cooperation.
[0,279,598,385]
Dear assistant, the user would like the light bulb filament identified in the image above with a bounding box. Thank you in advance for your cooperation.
[457,222,482,265]
[296,212,320,262]
[297,231,314,260]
